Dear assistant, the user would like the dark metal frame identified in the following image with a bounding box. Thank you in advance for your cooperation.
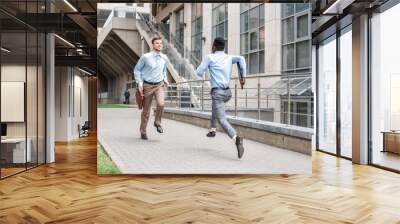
[0,0,47,180]
[316,0,400,172]
[367,0,400,173]
[315,24,352,161]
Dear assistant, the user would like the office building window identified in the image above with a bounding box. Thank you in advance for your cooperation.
[212,3,228,52]
[281,3,311,73]
[191,3,202,67]
[240,3,265,74]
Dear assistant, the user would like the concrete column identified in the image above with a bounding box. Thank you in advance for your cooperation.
[202,3,213,57]
[184,3,192,52]
[46,32,55,163]
[227,3,241,57]
[352,14,369,164]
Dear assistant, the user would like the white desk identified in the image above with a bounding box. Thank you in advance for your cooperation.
[1,138,31,163]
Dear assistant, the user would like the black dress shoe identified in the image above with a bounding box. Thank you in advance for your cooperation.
[206,131,216,137]
[154,122,164,133]
[141,133,148,140]
[235,136,244,159]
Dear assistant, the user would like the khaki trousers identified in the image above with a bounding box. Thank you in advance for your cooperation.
[140,83,165,134]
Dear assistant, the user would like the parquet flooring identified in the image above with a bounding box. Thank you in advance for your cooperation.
[0,135,399,223]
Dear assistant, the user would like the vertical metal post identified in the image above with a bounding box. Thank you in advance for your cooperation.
[178,86,181,109]
[257,77,261,121]
[235,81,238,117]
[287,75,291,126]
[245,90,248,109]
[201,82,204,112]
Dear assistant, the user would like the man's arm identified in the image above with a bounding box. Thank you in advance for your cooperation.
[133,56,145,87]
[231,55,247,78]
[162,56,169,86]
[196,55,210,77]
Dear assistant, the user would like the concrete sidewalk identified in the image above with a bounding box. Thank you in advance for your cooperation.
[97,107,311,174]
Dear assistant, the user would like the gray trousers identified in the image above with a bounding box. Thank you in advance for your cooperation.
[210,88,237,138]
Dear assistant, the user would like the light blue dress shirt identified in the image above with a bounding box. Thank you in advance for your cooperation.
[134,51,168,87]
[196,51,247,88]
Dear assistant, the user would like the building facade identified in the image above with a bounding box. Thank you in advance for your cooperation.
[152,3,313,128]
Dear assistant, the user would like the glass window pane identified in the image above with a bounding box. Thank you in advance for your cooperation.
[240,3,249,13]
[212,26,217,40]
[1,31,28,177]
[250,52,259,74]
[259,50,265,73]
[191,21,196,35]
[240,34,248,54]
[340,29,352,158]
[297,14,309,38]
[295,3,309,13]
[225,21,228,39]
[318,36,337,154]
[249,7,259,30]
[250,31,258,51]
[212,8,218,25]
[283,17,294,43]
[217,23,224,38]
[259,4,265,25]
[296,40,310,68]
[240,12,248,33]
[218,5,225,23]
[283,44,294,70]
[27,31,38,169]
[282,3,294,17]
[259,27,265,49]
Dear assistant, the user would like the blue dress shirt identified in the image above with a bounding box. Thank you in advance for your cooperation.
[196,51,247,88]
[134,51,168,87]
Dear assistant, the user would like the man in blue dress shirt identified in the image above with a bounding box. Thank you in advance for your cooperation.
[134,37,169,140]
[196,37,247,159]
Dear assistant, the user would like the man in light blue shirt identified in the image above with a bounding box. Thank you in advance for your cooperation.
[134,37,169,140]
[196,37,247,159]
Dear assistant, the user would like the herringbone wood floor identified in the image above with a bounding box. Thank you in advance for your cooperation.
[0,135,400,224]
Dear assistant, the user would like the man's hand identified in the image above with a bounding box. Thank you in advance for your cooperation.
[239,78,245,89]
[139,86,144,97]
[164,80,169,88]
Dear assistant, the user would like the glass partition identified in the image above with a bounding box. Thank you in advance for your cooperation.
[0,1,46,179]
[370,3,400,171]
[317,34,337,155]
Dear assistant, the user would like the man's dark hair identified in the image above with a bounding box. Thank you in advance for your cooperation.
[213,37,225,51]
[152,36,162,44]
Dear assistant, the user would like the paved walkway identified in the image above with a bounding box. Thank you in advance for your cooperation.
[98,107,311,174]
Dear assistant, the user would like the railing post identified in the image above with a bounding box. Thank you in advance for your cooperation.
[257,77,261,121]
[201,82,204,112]
[235,81,238,117]
[245,90,248,109]
[178,86,181,109]
[287,75,291,126]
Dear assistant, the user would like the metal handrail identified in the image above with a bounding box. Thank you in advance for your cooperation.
[162,72,313,128]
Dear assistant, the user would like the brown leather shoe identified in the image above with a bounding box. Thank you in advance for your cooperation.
[141,133,148,140]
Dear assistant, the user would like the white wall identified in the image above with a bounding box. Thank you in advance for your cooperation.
[55,67,89,141]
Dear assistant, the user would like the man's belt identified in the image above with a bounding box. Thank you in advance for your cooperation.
[144,80,163,85]
[211,87,230,91]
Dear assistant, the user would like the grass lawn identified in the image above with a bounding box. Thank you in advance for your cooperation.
[97,143,121,174]
[97,104,131,108]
